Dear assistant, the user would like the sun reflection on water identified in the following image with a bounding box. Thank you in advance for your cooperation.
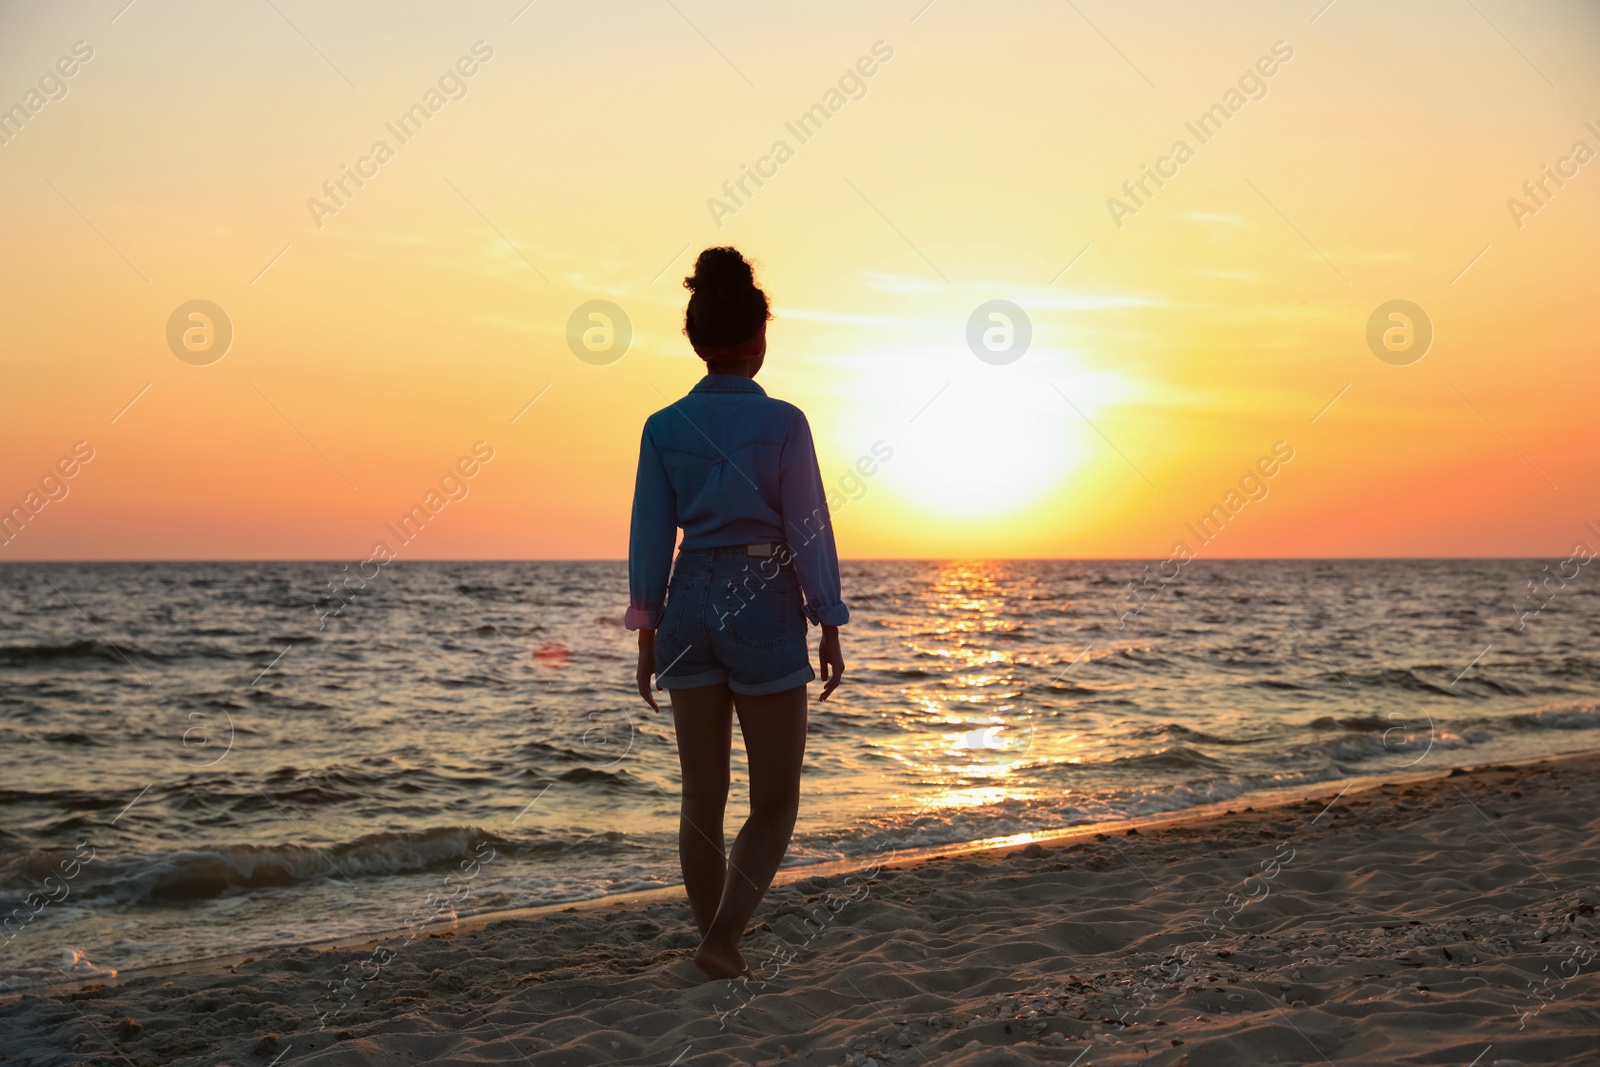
[882,563,1045,801]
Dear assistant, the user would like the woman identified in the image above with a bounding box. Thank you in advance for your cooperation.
[626,246,847,980]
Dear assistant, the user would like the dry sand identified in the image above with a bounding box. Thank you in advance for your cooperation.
[5,752,1599,1067]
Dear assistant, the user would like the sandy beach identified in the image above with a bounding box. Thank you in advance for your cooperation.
[4,751,1597,1066]
[6,1,1598,1062]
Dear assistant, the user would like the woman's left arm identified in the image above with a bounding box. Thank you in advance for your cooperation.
[778,411,848,698]
[636,628,659,712]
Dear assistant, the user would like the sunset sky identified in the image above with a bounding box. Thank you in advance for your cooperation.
[2,0,1598,560]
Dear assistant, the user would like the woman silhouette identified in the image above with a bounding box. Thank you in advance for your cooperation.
[626,247,847,979]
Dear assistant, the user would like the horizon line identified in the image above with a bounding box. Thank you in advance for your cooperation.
[0,555,1569,564]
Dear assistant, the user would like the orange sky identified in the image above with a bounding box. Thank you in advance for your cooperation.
[2,0,1598,560]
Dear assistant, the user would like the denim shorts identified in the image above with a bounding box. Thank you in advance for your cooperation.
[654,547,815,695]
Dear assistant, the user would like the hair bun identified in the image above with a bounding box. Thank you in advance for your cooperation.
[683,246,755,295]
[681,246,771,356]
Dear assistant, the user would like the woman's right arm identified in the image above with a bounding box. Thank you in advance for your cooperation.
[628,424,675,712]
[626,423,676,634]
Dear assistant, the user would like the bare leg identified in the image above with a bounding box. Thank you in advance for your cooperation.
[693,684,808,979]
[667,683,734,937]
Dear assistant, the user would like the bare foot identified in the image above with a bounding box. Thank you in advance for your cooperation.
[692,939,750,980]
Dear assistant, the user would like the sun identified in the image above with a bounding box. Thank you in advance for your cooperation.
[890,376,1092,518]
[825,345,1137,523]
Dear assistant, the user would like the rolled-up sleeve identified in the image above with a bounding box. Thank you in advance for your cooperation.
[778,411,849,627]
[626,423,677,631]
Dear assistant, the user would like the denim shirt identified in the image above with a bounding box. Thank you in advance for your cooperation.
[627,375,848,631]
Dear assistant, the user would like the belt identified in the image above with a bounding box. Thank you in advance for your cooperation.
[688,542,785,559]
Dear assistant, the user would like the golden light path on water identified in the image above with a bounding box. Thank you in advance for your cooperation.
[870,562,1104,822]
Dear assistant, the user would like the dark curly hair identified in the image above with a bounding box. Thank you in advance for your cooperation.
[682,247,770,353]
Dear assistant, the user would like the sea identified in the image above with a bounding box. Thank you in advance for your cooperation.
[2,559,1597,991]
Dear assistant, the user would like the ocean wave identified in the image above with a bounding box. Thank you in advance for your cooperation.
[1101,746,1227,772]
[0,786,114,810]
[1103,648,1175,669]
[1044,679,1099,694]
[1282,724,1482,767]
[1245,677,1315,691]
[1341,668,1462,696]
[40,731,102,746]
[0,826,516,906]
[555,766,644,788]
[0,950,119,995]
[1127,723,1269,747]
[0,639,161,667]
[1308,715,1393,731]
[0,637,295,669]
[1510,701,1600,730]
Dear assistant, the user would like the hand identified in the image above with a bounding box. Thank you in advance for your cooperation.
[636,629,660,712]
[817,624,845,701]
